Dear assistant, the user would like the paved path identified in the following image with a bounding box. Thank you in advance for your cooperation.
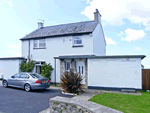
[0,86,72,113]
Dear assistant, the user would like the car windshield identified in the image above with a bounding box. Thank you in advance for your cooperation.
[30,73,44,78]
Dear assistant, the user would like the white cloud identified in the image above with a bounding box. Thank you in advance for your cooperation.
[81,0,150,28]
[8,1,13,6]
[105,36,117,46]
[121,28,146,42]
[118,31,125,37]
[135,47,141,51]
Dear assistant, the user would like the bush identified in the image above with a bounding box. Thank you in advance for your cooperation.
[20,58,35,72]
[41,63,53,80]
[60,68,84,93]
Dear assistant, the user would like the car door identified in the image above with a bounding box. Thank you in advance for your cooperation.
[8,73,20,86]
[17,73,29,88]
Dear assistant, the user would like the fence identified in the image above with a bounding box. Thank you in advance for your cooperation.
[142,69,150,90]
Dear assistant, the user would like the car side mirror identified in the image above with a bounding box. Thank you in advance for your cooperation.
[11,76,14,78]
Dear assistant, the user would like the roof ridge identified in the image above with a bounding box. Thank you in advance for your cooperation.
[43,20,97,28]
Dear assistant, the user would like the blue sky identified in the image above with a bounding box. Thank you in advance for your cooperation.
[0,0,149,68]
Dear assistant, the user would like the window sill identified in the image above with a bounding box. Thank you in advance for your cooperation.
[72,45,83,47]
[33,47,46,49]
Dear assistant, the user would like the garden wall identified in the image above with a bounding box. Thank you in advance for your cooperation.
[50,96,122,113]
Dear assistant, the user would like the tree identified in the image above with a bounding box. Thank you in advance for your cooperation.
[41,63,53,80]
[20,58,35,72]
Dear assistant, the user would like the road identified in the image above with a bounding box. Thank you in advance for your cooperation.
[0,85,72,113]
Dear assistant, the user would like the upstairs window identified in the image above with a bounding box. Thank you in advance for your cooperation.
[73,36,82,46]
[34,39,46,48]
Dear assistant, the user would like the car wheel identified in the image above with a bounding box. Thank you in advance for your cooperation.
[24,84,31,92]
[3,80,8,88]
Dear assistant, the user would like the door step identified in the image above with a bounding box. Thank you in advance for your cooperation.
[121,89,136,93]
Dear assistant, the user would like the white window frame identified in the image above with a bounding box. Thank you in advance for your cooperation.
[34,39,46,48]
[72,36,82,46]
[35,61,45,74]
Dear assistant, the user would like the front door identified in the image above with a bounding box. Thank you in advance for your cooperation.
[76,61,85,84]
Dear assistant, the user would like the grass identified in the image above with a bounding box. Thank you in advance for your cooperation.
[89,92,150,113]
[51,84,62,87]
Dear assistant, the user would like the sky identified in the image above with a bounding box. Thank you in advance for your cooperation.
[0,0,149,68]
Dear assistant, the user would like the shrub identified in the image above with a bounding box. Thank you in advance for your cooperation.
[41,63,53,80]
[20,58,35,72]
[60,68,84,93]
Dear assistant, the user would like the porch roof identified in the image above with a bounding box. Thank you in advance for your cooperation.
[54,55,146,60]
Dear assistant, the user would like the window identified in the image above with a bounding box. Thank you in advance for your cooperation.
[13,74,20,78]
[73,36,82,46]
[34,39,46,48]
[65,62,70,71]
[19,74,29,79]
[35,61,45,74]
[30,73,44,79]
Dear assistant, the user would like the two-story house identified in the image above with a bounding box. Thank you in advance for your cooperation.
[0,9,145,91]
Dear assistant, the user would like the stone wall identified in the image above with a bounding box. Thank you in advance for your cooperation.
[60,60,65,76]
[50,96,123,113]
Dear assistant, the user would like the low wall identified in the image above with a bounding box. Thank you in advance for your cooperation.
[50,96,122,113]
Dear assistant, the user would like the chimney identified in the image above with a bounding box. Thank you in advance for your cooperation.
[94,9,101,23]
[38,20,44,28]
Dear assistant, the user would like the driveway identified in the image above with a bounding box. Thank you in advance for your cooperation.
[0,83,72,113]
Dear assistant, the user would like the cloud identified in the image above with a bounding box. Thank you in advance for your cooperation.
[118,31,125,37]
[135,47,141,51]
[121,28,146,42]
[105,36,117,46]
[81,0,150,28]
[8,1,13,6]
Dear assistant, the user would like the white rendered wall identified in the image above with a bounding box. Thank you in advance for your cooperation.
[21,34,93,82]
[92,23,106,56]
[88,58,142,89]
[0,60,21,79]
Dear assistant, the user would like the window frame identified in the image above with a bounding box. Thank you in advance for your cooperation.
[35,61,45,74]
[33,39,46,49]
[72,36,83,46]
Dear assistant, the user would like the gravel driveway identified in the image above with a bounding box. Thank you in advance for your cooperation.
[0,84,72,113]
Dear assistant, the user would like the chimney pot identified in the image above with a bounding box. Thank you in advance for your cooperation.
[94,9,101,23]
[38,20,44,28]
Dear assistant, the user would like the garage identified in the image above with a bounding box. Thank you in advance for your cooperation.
[88,55,145,90]
[0,57,26,79]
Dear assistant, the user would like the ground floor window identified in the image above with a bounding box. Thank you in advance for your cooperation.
[35,61,45,74]
[65,61,70,72]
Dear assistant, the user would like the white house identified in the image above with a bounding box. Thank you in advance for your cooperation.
[0,9,146,91]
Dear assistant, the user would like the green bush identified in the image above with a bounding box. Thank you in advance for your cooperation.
[41,63,53,80]
[20,58,35,72]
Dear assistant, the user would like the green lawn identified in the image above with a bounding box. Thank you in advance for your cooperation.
[89,92,150,113]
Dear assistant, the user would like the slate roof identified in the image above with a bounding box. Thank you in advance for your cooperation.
[54,55,146,60]
[20,21,98,40]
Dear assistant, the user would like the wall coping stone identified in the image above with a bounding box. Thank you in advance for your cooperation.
[50,96,123,113]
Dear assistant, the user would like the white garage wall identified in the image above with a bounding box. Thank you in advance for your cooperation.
[88,58,142,89]
[0,59,21,79]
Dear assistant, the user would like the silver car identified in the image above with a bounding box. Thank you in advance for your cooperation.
[2,72,50,92]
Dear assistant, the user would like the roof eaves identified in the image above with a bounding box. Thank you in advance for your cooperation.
[20,32,92,41]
